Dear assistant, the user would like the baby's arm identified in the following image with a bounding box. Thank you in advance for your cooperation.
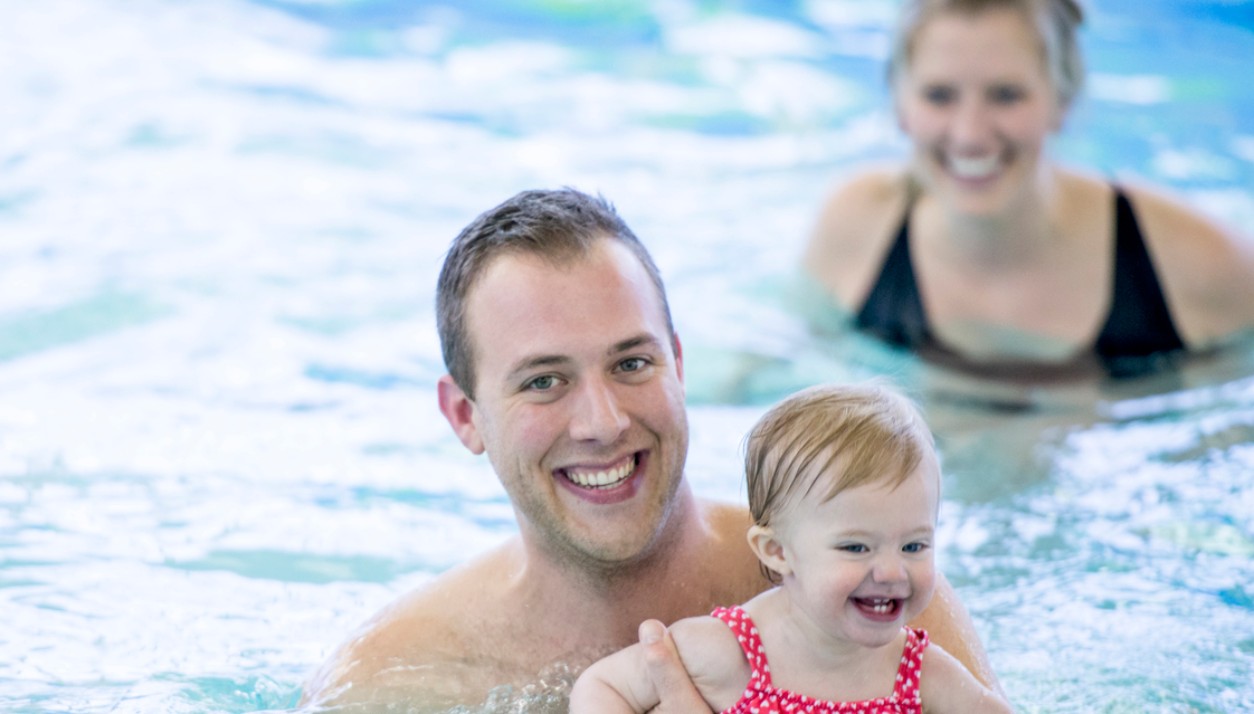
[570,615,749,714]
[569,641,661,713]
[920,642,1013,714]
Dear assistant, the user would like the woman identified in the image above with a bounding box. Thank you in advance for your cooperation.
[804,0,1254,378]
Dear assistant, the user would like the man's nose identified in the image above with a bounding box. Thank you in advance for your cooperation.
[568,377,629,443]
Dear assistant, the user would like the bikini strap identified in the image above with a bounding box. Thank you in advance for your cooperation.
[710,606,773,689]
[893,627,929,704]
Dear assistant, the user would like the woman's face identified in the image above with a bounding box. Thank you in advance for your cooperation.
[895,8,1063,215]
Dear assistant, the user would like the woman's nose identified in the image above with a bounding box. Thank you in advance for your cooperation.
[949,98,995,148]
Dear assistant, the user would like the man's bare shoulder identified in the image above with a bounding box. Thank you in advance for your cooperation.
[698,498,751,530]
[300,542,523,710]
[694,499,769,604]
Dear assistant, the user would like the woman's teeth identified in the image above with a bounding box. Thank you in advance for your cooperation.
[949,154,999,179]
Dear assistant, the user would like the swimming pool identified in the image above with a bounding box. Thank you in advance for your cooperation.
[2,1,1252,712]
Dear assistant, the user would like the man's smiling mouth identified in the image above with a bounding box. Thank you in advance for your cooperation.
[561,454,637,490]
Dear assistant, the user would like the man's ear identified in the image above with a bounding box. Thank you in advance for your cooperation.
[747,524,791,578]
[672,332,684,384]
[437,374,484,455]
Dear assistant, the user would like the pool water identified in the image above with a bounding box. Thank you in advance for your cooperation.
[2,1,1252,712]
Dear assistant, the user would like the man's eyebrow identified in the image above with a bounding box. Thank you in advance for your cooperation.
[505,354,571,381]
[610,334,665,356]
[504,334,666,381]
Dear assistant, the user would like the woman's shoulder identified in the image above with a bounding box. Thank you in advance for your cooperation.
[817,164,912,223]
[805,165,912,308]
[1117,180,1254,345]
[1117,179,1243,246]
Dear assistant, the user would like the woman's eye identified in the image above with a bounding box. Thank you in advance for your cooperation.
[988,85,1026,104]
[923,85,956,105]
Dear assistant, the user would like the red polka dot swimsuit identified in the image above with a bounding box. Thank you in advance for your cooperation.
[711,605,928,714]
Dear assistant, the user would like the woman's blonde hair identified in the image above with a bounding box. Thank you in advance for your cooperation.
[887,0,1086,110]
[745,382,935,532]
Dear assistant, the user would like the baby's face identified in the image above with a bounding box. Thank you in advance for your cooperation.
[774,458,940,649]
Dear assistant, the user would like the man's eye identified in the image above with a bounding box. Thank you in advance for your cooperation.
[619,357,647,372]
[525,375,557,391]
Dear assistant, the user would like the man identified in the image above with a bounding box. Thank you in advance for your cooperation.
[301,188,1002,712]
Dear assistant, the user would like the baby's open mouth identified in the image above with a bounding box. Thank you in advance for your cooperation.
[853,597,903,618]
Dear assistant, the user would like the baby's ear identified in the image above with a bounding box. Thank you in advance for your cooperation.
[747,525,791,578]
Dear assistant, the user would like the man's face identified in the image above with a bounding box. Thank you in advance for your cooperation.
[447,239,688,569]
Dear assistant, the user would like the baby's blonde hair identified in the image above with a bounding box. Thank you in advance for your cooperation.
[745,382,936,535]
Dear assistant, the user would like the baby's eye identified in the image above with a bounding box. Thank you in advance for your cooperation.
[838,544,868,554]
[902,542,930,554]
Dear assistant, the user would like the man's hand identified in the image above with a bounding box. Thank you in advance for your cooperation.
[638,620,713,714]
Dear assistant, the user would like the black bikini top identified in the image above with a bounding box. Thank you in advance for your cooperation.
[853,187,1185,378]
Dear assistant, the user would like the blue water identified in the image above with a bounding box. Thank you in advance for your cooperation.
[2,1,1252,712]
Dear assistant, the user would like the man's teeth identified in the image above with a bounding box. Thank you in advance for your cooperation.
[566,457,635,489]
[949,154,999,179]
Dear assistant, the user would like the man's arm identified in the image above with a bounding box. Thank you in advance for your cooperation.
[920,642,1014,713]
[910,573,1005,698]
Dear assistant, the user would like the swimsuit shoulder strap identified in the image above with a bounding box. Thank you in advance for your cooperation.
[854,181,931,348]
[710,605,773,689]
[893,627,929,704]
[1095,186,1185,373]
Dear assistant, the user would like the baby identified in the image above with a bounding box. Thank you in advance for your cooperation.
[570,383,1009,713]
